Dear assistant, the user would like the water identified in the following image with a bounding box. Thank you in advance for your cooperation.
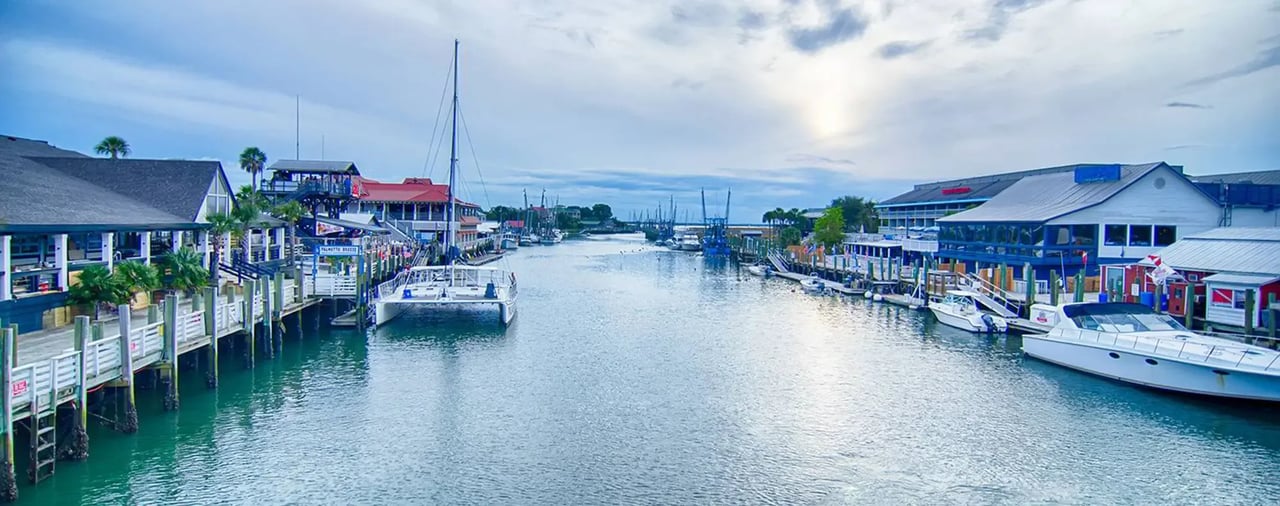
[22,234,1280,504]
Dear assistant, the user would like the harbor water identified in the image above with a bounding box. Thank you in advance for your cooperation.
[23,234,1280,504]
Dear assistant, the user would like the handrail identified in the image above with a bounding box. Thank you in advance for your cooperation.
[1049,327,1279,372]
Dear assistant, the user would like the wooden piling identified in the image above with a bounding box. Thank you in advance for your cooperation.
[61,317,91,461]
[0,327,19,502]
[115,304,138,433]
[1073,271,1084,303]
[161,294,180,411]
[243,281,256,369]
[262,277,275,359]
[1024,263,1035,306]
[1244,289,1256,335]
[1184,285,1195,330]
[203,286,218,389]
[1268,293,1276,339]
[1050,271,1060,306]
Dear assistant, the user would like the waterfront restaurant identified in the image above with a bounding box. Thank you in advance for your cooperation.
[351,176,484,246]
[936,162,1223,281]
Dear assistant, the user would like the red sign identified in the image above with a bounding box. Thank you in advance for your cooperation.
[1211,288,1233,305]
[11,379,27,397]
[130,341,138,352]
[940,186,971,195]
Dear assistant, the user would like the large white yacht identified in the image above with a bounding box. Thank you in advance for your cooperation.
[1022,302,1280,402]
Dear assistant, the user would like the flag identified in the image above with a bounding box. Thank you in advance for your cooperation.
[1211,288,1233,305]
[1144,254,1177,285]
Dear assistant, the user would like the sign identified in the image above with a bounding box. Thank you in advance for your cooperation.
[12,379,27,397]
[130,340,138,352]
[316,245,361,257]
[940,186,971,195]
[316,221,346,236]
[1211,288,1233,306]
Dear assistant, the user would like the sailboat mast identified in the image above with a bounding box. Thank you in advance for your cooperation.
[445,39,460,264]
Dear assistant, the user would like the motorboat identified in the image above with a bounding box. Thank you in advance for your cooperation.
[799,275,826,293]
[929,290,1009,333]
[501,233,520,250]
[1021,302,1280,401]
[746,264,771,277]
[675,233,702,251]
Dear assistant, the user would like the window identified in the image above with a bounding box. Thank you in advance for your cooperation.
[1234,290,1247,310]
[1154,225,1176,247]
[1129,225,1152,247]
[1071,225,1096,245]
[1104,225,1127,246]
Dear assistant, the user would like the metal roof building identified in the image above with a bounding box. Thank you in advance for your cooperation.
[1142,227,1280,276]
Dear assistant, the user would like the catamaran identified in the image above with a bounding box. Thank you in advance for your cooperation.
[372,40,518,326]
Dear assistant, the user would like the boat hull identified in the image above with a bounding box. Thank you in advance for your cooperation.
[374,300,405,326]
[1022,336,1280,402]
[929,305,1006,333]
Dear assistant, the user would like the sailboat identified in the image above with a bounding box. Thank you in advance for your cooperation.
[372,40,518,326]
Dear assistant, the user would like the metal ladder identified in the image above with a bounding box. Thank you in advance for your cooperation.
[27,395,56,484]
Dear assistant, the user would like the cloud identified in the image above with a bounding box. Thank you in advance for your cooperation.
[1163,144,1211,151]
[1165,101,1212,109]
[785,153,856,166]
[964,0,1051,43]
[877,40,931,59]
[785,5,870,53]
[1186,42,1280,87]
[1153,28,1184,38]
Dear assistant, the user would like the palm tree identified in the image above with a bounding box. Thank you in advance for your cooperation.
[69,265,129,320]
[114,260,161,308]
[94,136,131,159]
[206,212,240,286]
[271,201,308,261]
[239,147,267,191]
[162,247,209,295]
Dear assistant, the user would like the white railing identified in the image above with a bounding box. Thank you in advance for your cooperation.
[1049,327,1280,372]
[178,311,205,345]
[1012,279,1052,295]
[901,238,939,253]
[226,300,244,327]
[83,336,123,381]
[10,350,80,411]
[312,272,358,296]
[132,321,163,364]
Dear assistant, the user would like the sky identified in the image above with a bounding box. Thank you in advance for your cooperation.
[2,0,1278,223]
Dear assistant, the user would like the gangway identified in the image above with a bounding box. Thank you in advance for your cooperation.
[960,272,1020,318]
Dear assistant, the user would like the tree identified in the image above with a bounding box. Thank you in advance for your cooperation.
[114,260,160,305]
[485,205,521,222]
[94,136,130,159]
[271,200,308,261]
[780,226,802,246]
[813,207,846,247]
[590,203,613,221]
[69,265,129,320]
[162,247,209,295]
[239,147,267,191]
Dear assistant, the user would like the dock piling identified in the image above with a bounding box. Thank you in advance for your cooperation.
[161,294,179,411]
[262,277,275,359]
[203,286,219,389]
[1050,271,1060,306]
[115,304,138,433]
[1,327,18,503]
[60,317,90,461]
[1184,285,1195,330]
[244,281,256,369]
[1244,289,1256,335]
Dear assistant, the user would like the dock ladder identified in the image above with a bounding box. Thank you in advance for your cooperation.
[960,272,1021,318]
[27,394,57,484]
[766,252,791,273]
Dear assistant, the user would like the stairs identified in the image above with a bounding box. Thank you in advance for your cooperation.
[27,396,56,484]
[960,273,1021,318]
[766,252,791,273]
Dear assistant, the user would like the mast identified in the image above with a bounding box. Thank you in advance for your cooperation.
[445,39,460,265]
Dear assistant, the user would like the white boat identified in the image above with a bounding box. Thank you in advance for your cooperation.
[370,39,518,328]
[746,264,770,277]
[799,275,826,292]
[929,290,1009,333]
[1022,302,1280,402]
[374,265,517,326]
[675,233,702,251]
[501,233,520,250]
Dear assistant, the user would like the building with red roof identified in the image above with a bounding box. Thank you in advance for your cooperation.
[352,177,483,244]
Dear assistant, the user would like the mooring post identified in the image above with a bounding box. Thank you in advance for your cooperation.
[1267,293,1276,339]
[273,275,284,349]
[62,316,91,461]
[203,286,218,389]
[262,277,275,359]
[1244,289,1256,335]
[115,304,138,433]
[1,327,19,502]
[1183,284,1195,330]
[1050,271,1060,306]
[161,294,179,411]
[1152,284,1162,313]
[1024,263,1034,306]
[243,280,256,368]
[1073,271,1084,303]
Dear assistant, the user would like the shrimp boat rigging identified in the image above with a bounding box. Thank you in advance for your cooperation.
[372,40,517,326]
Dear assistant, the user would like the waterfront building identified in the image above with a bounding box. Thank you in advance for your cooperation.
[0,135,290,332]
[260,159,361,218]
[1190,170,1280,227]
[350,176,483,246]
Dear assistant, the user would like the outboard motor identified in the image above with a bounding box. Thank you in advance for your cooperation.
[484,282,497,299]
[980,314,995,334]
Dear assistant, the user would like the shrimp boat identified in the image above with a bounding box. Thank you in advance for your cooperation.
[372,40,518,327]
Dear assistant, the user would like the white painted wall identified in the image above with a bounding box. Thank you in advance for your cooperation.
[195,170,234,223]
[1048,165,1222,261]
[1205,281,1260,327]
[1228,207,1279,227]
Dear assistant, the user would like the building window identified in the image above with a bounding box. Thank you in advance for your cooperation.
[1154,225,1176,247]
[1104,225,1127,246]
[1210,287,1248,309]
[1129,225,1152,247]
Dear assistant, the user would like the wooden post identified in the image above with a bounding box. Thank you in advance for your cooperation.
[1184,285,1195,330]
[1024,263,1034,306]
[115,305,138,433]
[1268,293,1276,339]
[161,294,179,411]
[203,286,218,389]
[243,280,256,369]
[1244,289,1256,335]
[62,316,91,461]
[0,327,18,502]
[1152,284,1161,313]
[998,263,1007,293]
[1050,271,1060,306]
[262,277,275,359]
[1073,271,1084,303]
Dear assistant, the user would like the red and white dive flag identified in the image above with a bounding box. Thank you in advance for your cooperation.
[1144,254,1177,285]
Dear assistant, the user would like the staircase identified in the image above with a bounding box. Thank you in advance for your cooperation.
[27,396,56,484]
[960,273,1021,318]
[383,219,419,244]
[766,251,791,273]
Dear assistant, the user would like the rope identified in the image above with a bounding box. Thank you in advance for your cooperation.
[423,50,455,180]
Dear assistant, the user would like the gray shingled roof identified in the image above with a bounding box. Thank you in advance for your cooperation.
[938,163,1170,223]
[267,159,360,175]
[1191,170,1280,186]
[32,157,221,221]
[0,153,197,233]
[1144,227,1280,275]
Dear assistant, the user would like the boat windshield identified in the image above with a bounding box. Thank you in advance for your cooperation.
[1064,303,1189,333]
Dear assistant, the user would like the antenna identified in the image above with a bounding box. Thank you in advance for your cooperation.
[295,95,300,159]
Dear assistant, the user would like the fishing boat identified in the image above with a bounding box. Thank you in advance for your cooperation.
[674,233,702,251]
[371,40,518,327]
[1022,302,1280,402]
[799,275,826,292]
[929,290,1009,333]
[501,232,520,250]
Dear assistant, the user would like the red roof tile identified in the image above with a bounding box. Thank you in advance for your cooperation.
[354,176,477,207]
